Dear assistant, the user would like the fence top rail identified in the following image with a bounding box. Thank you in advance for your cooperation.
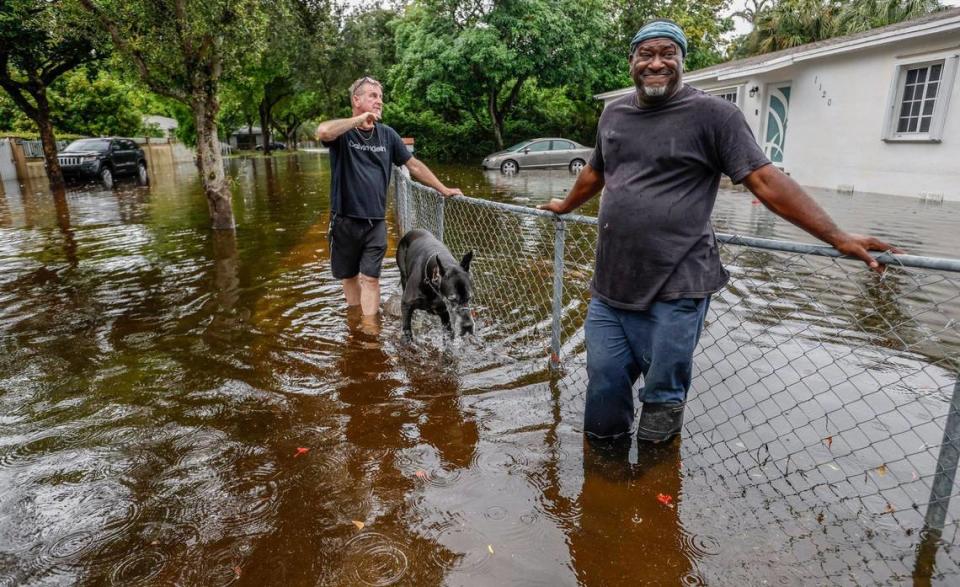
[405,178,960,274]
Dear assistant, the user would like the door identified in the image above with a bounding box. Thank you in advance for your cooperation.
[521,140,553,168]
[763,83,791,164]
[548,140,576,168]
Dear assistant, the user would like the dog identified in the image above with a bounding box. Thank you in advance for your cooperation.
[396,229,474,341]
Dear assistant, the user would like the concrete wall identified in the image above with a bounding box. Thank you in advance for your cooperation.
[692,29,960,201]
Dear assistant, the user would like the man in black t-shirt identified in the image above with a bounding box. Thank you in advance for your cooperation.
[317,76,462,318]
[539,20,900,444]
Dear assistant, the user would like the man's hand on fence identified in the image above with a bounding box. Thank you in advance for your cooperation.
[538,198,569,214]
[831,232,903,272]
[440,187,463,198]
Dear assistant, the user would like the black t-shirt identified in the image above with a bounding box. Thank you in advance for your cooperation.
[588,85,770,310]
[323,123,412,219]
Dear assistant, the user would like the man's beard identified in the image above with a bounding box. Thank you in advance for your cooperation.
[641,85,669,97]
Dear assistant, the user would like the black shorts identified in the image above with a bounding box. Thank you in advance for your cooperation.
[329,215,387,279]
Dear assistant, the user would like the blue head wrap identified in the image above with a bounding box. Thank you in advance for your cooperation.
[630,19,687,57]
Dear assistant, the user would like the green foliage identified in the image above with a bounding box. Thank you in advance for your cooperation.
[391,0,609,148]
[49,68,145,136]
[729,0,943,57]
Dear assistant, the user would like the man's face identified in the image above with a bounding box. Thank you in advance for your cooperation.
[351,82,383,117]
[629,38,683,101]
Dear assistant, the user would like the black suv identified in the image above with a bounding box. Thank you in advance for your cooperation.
[57,138,149,188]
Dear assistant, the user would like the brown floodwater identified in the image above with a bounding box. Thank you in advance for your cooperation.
[1,153,959,585]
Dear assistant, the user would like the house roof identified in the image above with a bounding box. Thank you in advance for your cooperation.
[595,7,960,100]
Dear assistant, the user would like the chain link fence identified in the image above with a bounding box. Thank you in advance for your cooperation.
[394,170,960,582]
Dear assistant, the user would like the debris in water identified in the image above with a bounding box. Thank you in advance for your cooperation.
[488,544,494,554]
[415,470,428,479]
[294,447,310,458]
[876,464,888,477]
[884,503,895,514]
[657,493,674,508]
[823,436,833,449]
[234,566,242,578]
[352,520,365,530]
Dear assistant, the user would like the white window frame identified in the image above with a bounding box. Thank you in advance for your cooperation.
[706,85,743,109]
[882,54,958,143]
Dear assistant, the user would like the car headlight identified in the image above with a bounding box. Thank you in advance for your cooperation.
[81,155,97,162]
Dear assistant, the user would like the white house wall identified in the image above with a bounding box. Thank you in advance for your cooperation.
[692,30,960,201]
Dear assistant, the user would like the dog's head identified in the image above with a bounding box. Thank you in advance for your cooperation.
[428,251,474,336]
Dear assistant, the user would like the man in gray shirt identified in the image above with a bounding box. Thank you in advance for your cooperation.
[540,19,899,443]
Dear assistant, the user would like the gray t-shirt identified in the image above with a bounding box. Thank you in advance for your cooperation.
[323,123,412,219]
[588,85,770,310]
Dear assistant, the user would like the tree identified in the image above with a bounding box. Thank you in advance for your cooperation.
[731,0,943,58]
[836,0,942,33]
[0,0,102,189]
[78,0,271,229]
[391,0,608,150]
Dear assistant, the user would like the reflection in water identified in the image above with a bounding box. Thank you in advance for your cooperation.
[1,153,958,585]
[571,438,694,585]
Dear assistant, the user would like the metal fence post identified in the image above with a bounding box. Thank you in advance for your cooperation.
[924,376,960,533]
[436,192,445,242]
[550,216,566,371]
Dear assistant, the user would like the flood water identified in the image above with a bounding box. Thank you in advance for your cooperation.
[1,153,959,585]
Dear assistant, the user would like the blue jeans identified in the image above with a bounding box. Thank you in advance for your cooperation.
[583,297,710,438]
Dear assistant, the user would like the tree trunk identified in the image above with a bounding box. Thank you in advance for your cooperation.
[259,97,272,156]
[193,89,235,230]
[487,91,505,151]
[34,91,65,191]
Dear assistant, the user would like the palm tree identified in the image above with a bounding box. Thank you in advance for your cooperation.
[734,0,772,26]
[836,0,943,34]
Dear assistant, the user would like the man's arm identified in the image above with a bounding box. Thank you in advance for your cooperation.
[537,163,605,214]
[404,157,463,197]
[315,112,377,142]
[742,164,901,271]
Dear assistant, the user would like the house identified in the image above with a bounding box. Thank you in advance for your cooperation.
[595,8,960,202]
[229,126,265,150]
[141,115,178,139]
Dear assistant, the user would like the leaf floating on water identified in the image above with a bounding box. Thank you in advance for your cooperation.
[415,470,428,479]
[876,464,888,477]
[487,544,494,554]
[884,503,895,514]
[294,447,309,458]
[657,493,674,508]
[823,436,833,449]
[352,520,365,530]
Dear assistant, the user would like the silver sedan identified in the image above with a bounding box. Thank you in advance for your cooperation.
[481,138,593,174]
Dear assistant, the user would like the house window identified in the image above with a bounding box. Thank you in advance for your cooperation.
[884,55,958,142]
[707,86,741,108]
[896,63,941,133]
[716,89,739,104]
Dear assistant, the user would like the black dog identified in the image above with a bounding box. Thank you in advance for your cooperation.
[396,229,474,341]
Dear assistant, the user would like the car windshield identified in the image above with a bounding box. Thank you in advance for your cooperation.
[63,139,110,153]
[506,140,533,152]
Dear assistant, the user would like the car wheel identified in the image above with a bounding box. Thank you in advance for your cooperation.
[569,159,586,174]
[136,162,149,186]
[500,159,518,174]
[99,167,113,189]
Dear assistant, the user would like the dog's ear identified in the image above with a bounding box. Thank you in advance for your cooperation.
[460,250,473,272]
